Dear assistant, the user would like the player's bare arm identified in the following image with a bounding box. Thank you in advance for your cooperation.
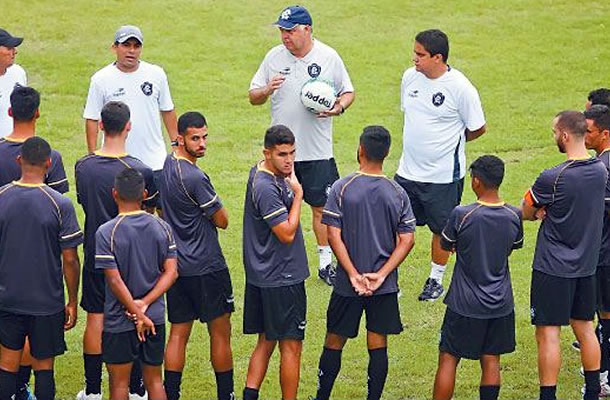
[317,91,355,118]
[211,207,229,229]
[521,199,540,221]
[248,75,286,105]
[271,170,303,243]
[161,109,179,142]
[363,232,415,293]
[136,257,178,311]
[327,225,370,296]
[62,247,81,330]
[465,124,487,142]
[85,119,99,153]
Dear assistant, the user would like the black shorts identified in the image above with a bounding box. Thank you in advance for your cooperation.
[326,292,403,338]
[0,310,66,360]
[167,269,235,324]
[152,169,162,209]
[102,325,166,366]
[598,267,610,313]
[439,308,515,360]
[294,158,340,207]
[243,282,307,341]
[80,268,105,314]
[393,175,464,234]
[530,270,596,326]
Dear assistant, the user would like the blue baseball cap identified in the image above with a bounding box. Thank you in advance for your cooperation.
[273,5,313,30]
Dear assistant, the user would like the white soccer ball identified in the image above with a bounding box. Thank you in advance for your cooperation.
[300,79,337,114]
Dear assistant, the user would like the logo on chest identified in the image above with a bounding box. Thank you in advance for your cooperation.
[140,81,153,96]
[307,63,321,78]
[112,88,126,97]
[432,92,445,107]
[408,89,419,98]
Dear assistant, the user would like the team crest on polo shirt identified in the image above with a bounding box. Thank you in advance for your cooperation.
[140,81,153,96]
[308,63,321,78]
[432,92,445,107]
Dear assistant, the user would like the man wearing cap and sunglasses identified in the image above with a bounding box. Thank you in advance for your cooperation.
[0,28,27,138]
[249,5,355,287]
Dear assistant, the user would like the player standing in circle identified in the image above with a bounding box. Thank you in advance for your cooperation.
[242,125,309,400]
[523,111,606,400]
[95,168,177,400]
[0,28,26,138]
[432,155,523,400]
[394,29,486,301]
[75,101,157,400]
[0,137,83,400]
[584,104,610,396]
[83,25,178,201]
[160,112,235,400]
[312,126,415,400]
[249,5,355,285]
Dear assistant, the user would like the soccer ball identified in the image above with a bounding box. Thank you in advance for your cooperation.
[300,79,337,114]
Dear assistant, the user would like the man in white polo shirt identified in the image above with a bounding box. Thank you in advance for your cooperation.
[84,25,178,181]
[249,5,355,285]
[394,29,486,302]
[0,28,27,138]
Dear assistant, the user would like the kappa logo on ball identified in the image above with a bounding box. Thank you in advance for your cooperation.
[432,92,445,107]
[303,91,333,109]
[308,63,321,78]
[140,81,153,96]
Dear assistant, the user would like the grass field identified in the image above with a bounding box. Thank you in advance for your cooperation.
[3,0,610,398]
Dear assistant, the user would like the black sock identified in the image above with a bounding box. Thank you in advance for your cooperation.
[584,369,601,400]
[0,368,17,400]
[129,359,145,396]
[480,385,500,400]
[367,347,388,400]
[601,319,610,373]
[215,369,234,400]
[16,365,32,393]
[164,370,183,400]
[539,385,556,400]
[34,369,55,400]
[83,354,102,394]
[243,387,259,400]
[316,347,342,400]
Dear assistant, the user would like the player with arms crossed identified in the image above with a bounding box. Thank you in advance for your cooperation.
[242,125,309,400]
[0,137,82,400]
[249,5,355,285]
[75,101,157,400]
[160,112,235,400]
[432,155,523,400]
[312,126,415,400]
[95,168,178,400]
[523,111,606,400]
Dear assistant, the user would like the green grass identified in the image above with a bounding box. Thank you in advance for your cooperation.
[3,0,610,398]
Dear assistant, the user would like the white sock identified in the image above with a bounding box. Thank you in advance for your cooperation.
[429,262,446,283]
[318,245,332,270]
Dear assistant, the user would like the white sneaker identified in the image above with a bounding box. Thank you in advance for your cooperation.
[129,392,148,400]
[76,389,102,400]
[600,371,610,397]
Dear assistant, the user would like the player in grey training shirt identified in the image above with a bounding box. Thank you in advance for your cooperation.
[313,126,415,400]
[433,155,523,400]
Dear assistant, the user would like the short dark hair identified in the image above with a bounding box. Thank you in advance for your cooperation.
[415,29,449,63]
[178,111,207,135]
[21,136,51,166]
[101,101,130,136]
[114,168,145,201]
[584,104,610,132]
[10,85,40,121]
[469,155,504,189]
[360,125,391,162]
[264,125,295,149]
[555,110,587,137]
[588,88,610,108]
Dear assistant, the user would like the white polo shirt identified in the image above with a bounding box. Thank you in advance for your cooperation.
[396,66,485,184]
[83,61,174,171]
[0,64,27,138]
[250,40,354,162]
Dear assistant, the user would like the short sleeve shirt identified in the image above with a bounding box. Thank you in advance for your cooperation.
[440,202,523,318]
[0,64,27,138]
[242,163,309,287]
[95,211,177,333]
[321,172,416,297]
[75,152,157,272]
[0,182,83,315]
[250,40,354,162]
[0,137,69,193]
[597,150,610,268]
[160,154,227,276]
[397,67,485,184]
[83,61,174,170]
[526,158,607,278]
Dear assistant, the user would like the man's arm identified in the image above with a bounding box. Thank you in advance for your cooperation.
[137,257,178,308]
[521,200,540,221]
[211,208,229,230]
[317,91,356,118]
[161,110,179,143]
[62,247,81,330]
[249,75,286,106]
[271,171,303,244]
[327,225,370,295]
[465,124,487,142]
[85,119,99,153]
[363,232,415,293]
